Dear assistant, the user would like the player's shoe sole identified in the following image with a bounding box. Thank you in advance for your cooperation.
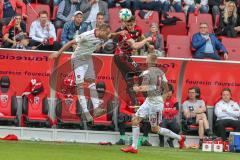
[121,146,138,154]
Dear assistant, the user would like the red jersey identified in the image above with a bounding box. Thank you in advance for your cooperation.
[163,96,178,119]
[115,25,142,55]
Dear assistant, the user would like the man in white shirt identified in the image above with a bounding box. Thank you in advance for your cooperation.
[29,10,61,51]
[215,88,240,141]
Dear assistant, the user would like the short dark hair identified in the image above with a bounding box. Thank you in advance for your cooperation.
[97,12,104,17]
[126,16,135,23]
[188,86,201,99]
[38,10,48,16]
[221,88,232,95]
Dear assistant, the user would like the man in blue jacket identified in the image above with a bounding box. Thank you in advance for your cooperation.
[61,11,88,51]
[192,22,228,60]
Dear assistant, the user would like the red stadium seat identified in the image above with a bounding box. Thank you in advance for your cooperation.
[222,37,240,61]
[55,93,83,128]
[161,12,187,41]
[135,10,159,34]
[188,13,213,28]
[26,4,51,32]
[88,92,115,127]
[56,28,62,43]
[109,7,122,32]
[166,35,192,58]
[21,80,51,127]
[51,6,59,21]
[0,76,19,126]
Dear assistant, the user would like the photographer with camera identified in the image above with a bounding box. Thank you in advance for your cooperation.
[182,87,211,148]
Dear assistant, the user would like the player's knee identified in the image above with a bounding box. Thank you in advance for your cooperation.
[151,126,159,134]
[198,120,204,126]
[132,116,140,126]
[86,79,95,84]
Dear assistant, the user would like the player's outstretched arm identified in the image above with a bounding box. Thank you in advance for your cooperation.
[49,39,76,59]
[128,37,152,50]
[161,81,169,101]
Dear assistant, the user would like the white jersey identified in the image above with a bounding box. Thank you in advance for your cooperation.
[72,29,102,59]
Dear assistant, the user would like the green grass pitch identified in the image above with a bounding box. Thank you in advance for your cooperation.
[0,141,239,160]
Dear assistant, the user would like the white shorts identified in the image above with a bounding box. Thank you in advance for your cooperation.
[72,57,96,84]
[135,98,163,126]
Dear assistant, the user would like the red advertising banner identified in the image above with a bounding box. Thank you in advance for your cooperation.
[182,61,240,106]
[0,49,53,96]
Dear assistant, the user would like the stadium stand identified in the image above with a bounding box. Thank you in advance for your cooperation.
[166,35,192,58]
[188,13,213,28]
[135,10,159,34]
[109,7,122,32]
[160,12,187,41]
[222,37,240,61]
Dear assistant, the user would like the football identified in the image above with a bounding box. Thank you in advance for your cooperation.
[119,8,132,21]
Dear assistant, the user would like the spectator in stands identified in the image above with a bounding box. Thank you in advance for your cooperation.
[53,0,63,5]
[159,83,180,148]
[209,0,226,24]
[12,35,35,50]
[182,87,211,148]
[160,0,183,12]
[144,23,164,57]
[61,11,88,51]
[215,88,240,141]
[29,10,60,51]
[116,96,152,146]
[55,0,81,29]
[132,0,162,12]
[80,0,109,30]
[2,14,26,48]
[192,22,228,60]
[184,0,209,14]
[0,0,27,37]
[106,0,131,8]
[95,12,105,28]
[217,1,240,37]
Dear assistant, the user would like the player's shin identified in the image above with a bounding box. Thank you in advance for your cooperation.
[88,83,101,109]
[158,127,181,140]
[132,126,140,149]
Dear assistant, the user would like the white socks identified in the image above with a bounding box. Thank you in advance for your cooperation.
[88,83,101,109]
[158,127,181,140]
[131,126,140,149]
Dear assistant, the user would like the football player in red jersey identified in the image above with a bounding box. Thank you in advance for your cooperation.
[112,16,153,105]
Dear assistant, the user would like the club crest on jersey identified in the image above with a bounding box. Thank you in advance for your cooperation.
[0,95,8,104]
[34,97,40,104]
[65,98,73,106]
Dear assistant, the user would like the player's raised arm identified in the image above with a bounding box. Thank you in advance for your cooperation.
[127,37,152,50]
[49,39,76,59]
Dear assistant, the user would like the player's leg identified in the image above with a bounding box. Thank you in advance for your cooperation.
[150,110,185,149]
[85,57,106,117]
[114,54,140,105]
[73,59,92,122]
[141,121,152,146]
[121,101,148,153]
